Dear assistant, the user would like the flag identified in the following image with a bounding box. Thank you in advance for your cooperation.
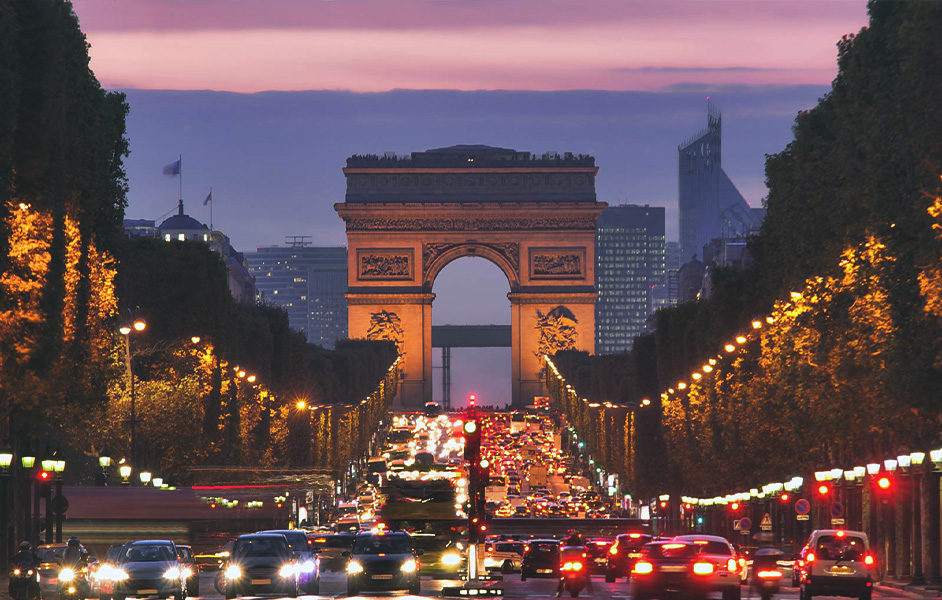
[203,190,213,206]
[162,159,181,176]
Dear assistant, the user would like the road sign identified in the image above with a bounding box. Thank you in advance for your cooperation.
[830,502,844,519]
[831,518,845,526]
[739,517,752,530]
[795,498,811,515]
[733,519,741,531]
[797,514,810,521]
[760,513,773,530]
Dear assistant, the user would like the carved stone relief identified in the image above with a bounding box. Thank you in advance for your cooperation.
[357,249,413,280]
[534,305,578,359]
[345,217,598,232]
[366,310,406,370]
[530,247,585,279]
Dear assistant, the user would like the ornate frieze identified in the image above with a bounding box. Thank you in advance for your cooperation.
[344,217,599,232]
[422,241,519,279]
[529,247,585,280]
[534,305,579,359]
[357,248,414,281]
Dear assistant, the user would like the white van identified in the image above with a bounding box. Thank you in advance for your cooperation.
[798,529,874,600]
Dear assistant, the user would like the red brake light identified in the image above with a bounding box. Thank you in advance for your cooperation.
[864,555,874,565]
[633,561,654,575]
[628,533,642,539]
[807,553,815,562]
[693,562,715,575]
[757,570,783,579]
[728,559,738,572]
[609,546,618,555]
[836,531,845,537]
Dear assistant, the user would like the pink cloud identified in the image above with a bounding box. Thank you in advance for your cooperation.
[73,0,870,92]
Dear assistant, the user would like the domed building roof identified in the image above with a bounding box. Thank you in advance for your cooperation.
[159,200,207,231]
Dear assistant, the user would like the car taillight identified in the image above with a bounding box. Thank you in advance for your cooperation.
[562,562,583,571]
[633,561,654,575]
[693,562,715,575]
[864,555,874,565]
[609,546,618,555]
[728,559,738,572]
[807,553,815,562]
[757,570,783,579]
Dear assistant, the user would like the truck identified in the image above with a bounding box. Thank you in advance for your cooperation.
[527,465,548,488]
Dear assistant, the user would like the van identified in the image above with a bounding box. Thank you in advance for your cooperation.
[798,529,874,600]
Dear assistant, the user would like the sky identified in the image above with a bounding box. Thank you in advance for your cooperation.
[69,0,872,407]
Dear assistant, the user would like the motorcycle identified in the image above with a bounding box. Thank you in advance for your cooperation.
[58,565,90,600]
[560,559,588,598]
[9,565,42,600]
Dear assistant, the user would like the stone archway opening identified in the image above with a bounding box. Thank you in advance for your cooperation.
[431,256,512,410]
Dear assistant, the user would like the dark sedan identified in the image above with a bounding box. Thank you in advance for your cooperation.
[256,529,320,594]
[111,540,186,600]
[344,531,422,596]
[224,534,298,599]
[520,539,560,580]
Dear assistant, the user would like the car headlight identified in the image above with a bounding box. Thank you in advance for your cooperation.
[299,560,316,574]
[400,559,417,573]
[483,556,500,568]
[442,552,462,567]
[181,567,192,579]
[346,561,364,575]
[225,565,242,580]
[279,564,296,578]
[59,569,75,582]
[163,567,181,579]
[112,569,129,582]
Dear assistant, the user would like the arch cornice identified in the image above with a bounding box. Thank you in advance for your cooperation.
[422,241,519,292]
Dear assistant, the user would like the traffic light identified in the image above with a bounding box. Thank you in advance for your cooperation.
[780,493,790,503]
[463,418,480,462]
[37,470,50,483]
[877,476,891,490]
[469,515,486,544]
[817,484,830,496]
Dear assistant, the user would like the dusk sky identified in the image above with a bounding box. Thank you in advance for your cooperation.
[69,0,871,406]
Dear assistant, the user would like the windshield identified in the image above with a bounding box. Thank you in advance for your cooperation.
[645,543,697,559]
[121,544,176,563]
[232,538,290,558]
[352,535,412,555]
[37,548,65,563]
[815,535,867,561]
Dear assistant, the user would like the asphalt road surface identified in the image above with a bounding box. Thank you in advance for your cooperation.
[194,570,924,600]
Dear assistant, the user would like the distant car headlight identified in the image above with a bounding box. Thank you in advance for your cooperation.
[163,567,181,579]
[400,559,417,573]
[442,552,462,567]
[279,564,296,578]
[346,561,364,575]
[59,569,75,582]
[483,556,500,568]
[225,565,242,580]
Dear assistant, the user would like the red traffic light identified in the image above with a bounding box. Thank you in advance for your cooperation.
[659,501,668,509]
[817,485,829,496]
[37,471,50,481]
[730,502,739,511]
[878,477,891,489]
[780,493,790,502]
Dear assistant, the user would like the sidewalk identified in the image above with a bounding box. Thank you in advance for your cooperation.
[878,580,942,598]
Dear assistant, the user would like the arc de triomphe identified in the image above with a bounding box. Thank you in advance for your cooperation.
[335,145,606,408]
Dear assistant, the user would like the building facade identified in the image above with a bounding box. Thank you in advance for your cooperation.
[595,204,666,354]
[678,103,763,261]
[244,242,348,348]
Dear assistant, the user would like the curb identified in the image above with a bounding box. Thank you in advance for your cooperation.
[876,582,942,598]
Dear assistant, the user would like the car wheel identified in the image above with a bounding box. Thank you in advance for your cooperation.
[501,560,514,575]
[189,580,199,598]
[214,573,226,595]
[409,580,421,595]
[309,577,320,595]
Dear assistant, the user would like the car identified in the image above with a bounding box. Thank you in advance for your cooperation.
[309,532,356,572]
[666,535,742,600]
[798,530,874,600]
[584,538,613,575]
[175,544,200,597]
[194,539,234,572]
[223,533,298,599]
[484,541,525,574]
[605,533,653,582]
[257,529,320,594]
[35,543,69,598]
[630,539,740,600]
[111,540,187,600]
[96,543,129,600]
[343,531,422,596]
[520,539,560,580]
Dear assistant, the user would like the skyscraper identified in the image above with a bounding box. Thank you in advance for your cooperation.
[595,205,666,354]
[678,103,762,261]
[245,240,348,348]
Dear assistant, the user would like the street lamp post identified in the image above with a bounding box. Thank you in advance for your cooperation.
[119,315,147,475]
[884,458,899,581]
[53,459,65,543]
[98,454,112,486]
[20,454,35,549]
[909,451,927,585]
[119,464,132,486]
[0,451,13,569]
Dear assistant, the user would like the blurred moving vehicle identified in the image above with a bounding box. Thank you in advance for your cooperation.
[520,539,561,580]
[309,532,355,572]
[194,540,234,572]
[605,533,653,582]
[630,538,741,600]
[175,545,200,597]
[343,531,422,596]
[797,530,874,600]
[584,538,613,575]
[95,543,128,600]
[750,548,785,600]
[223,533,298,599]
[484,541,525,574]
[110,540,186,600]
[257,530,320,594]
[36,543,69,599]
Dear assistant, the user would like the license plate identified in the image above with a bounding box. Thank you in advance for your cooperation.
[48,579,58,585]
[250,579,271,585]
[537,569,553,574]
[629,553,642,558]
[594,558,606,564]
[661,565,688,572]
[138,590,159,595]
[372,574,393,580]
[829,566,852,574]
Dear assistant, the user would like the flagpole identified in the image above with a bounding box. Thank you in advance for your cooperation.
[179,154,183,206]
[209,186,214,235]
